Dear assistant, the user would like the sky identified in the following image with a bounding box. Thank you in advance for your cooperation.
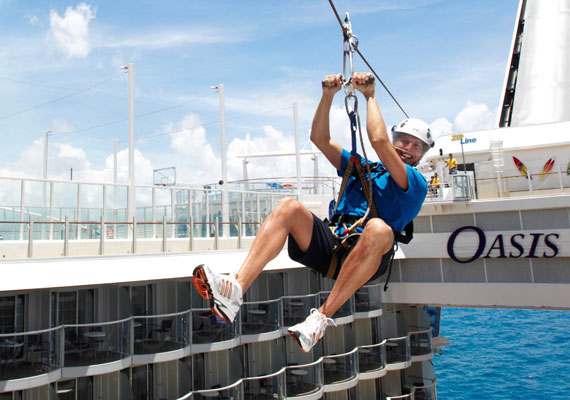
[0,0,520,186]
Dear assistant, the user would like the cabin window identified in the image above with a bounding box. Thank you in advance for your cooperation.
[50,289,95,326]
[0,295,25,333]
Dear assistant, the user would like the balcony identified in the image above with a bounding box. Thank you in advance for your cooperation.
[188,381,243,400]
[404,378,438,400]
[241,299,281,343]
[319,292,354,325]
[62,320,130,376]
[385,336,411,371]
[322,348,359,392]
[409,328,433,362]
[243,372,285,400]
[282,294,319,330]
[386,392,414,400]
[285,361,323,399]
[132,312,189,363]
[354,282,383,318]
[191,309,240,352]
[358,341,387,380]
[0,328,60,391]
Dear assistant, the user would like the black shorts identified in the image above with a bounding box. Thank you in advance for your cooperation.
[287,213,395,282]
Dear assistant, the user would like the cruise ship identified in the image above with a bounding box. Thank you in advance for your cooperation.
[1,0,569,398]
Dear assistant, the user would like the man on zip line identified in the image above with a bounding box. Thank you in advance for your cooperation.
[192,72,434,352]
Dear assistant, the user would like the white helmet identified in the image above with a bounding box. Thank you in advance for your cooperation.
[391,118,435,154]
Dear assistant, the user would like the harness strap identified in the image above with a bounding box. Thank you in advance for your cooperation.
[332,156,356,217]
[393,220,413,244]
[383,243,398,292]
[353,161,378,218]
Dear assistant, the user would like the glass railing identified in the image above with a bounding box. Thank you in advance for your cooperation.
[0,176,306,244]
[386,392,414,400]
[189,380,243,400]
[0,319,426,395]
[282,294,319,327]
[0,328,60,381]
[405,378,437,400]
[241,299,281,336]
[426,168,570,202]
[133,312,189,355]
[319,292,353,320]
[354,283,383,315]
[63,319,129,367]
[243,370,286,400]
[2,171,568,244]
[409,328,433,358]
[358,341,386,374]
[323,348,358,386]
[191,309,239,346]
[285,361,323,398]
[385,336,411,366]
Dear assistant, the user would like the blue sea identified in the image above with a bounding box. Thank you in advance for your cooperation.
[433,308,570,400]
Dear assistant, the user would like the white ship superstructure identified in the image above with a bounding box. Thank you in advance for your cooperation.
[1,0,569,399]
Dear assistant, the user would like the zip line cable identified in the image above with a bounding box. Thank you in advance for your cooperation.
[327,0,410,118]
[0,72,127,121]
[0,75,127,102]
[134,104,292,144]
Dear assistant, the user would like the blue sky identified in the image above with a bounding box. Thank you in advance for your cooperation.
[0,0,519,185]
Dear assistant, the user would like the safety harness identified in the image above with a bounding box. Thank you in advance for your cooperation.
[325,12,414,290]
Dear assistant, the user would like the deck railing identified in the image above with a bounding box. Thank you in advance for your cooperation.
[1,171,568,249]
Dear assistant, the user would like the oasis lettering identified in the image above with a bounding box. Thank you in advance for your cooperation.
[447,226,559,264]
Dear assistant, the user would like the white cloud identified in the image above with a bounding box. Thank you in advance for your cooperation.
[0,137,154,185]
[453,101,497,133]
[102,27,249,50]
[167,113,220,184]
[55,143,88,164]
[51,119,75,133]
[430,117,453,139]
[227,125,326,184]
[49,3,96,58]
[25,15,40,26]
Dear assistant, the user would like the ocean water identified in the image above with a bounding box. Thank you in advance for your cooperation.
[433,308,570,400]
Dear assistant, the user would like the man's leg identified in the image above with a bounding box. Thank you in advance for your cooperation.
[319,218,394,318]
[287,218,394,352]
[236,197,314,293]
[193,197,314,323]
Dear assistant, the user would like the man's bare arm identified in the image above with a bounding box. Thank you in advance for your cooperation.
[352,73,409,191]
[310,74,344,170]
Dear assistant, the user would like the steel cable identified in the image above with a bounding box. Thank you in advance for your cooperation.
[327,0,409,118]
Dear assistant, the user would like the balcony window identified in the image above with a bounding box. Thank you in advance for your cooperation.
[0,328,60,381]
[358,342,386,373]
[192,309,237,345]
[323,349,358,386]
[0,295,24,334]
[241,299,280,335]
[134,314,188,355]
[51,289,94,327]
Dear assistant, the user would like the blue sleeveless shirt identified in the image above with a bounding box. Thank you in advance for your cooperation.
[334,149,427,233]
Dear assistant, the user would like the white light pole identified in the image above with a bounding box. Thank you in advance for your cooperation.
[113,139,118,208]
[212,84,229,237]
[121,63,135,235]
[293,102,302,202]
[242,158,249,191]
[42,129,52,205]
[42,129,52,239]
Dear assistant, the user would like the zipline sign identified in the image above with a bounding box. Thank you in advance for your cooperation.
[447,226,559,263]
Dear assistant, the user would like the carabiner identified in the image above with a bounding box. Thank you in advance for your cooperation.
[343,40,354,96]
[342,13,359,97]
[344,93,358,118]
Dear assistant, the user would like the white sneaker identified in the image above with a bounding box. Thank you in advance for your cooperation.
[192,264,243,323]
[288,308,335,352]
